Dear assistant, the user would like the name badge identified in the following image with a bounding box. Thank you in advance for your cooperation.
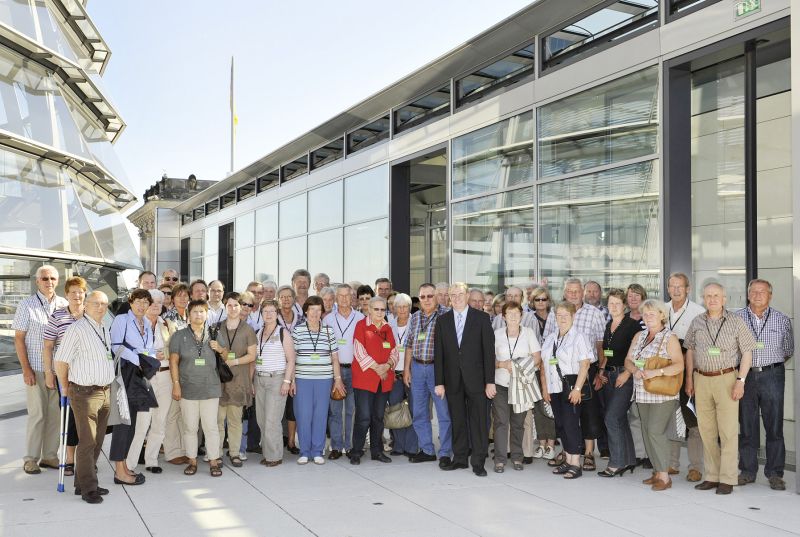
[256,358,263,366]
[227,352,236,361]
[337,338,348,346]
[397,345,405,354]
[634,359,646,368]
[311,353,321,360]
[382,341,391,349]
[708,347,721,356]
[417,333,426,341]
[195,358,206,367]
[106,352,113,361]
[603,349,613,357]
[755,341,765,350]
[548,358,558,366]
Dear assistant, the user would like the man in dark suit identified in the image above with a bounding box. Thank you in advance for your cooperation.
[434,282,496,476]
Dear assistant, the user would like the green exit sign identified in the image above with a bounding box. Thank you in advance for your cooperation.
[735,0,761,18]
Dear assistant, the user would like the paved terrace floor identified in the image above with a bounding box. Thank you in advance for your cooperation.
[0,374,798,537]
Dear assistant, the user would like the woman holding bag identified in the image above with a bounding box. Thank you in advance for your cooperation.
[624,299,684,491]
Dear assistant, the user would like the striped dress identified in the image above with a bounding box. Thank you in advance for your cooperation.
[292,322,338,379]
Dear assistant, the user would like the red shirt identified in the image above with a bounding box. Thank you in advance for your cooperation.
[352,318,397,393]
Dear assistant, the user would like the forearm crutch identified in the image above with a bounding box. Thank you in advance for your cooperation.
[57,394,69,493]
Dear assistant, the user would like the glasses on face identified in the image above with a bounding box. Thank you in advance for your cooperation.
[419,294,434,300]
[163,291,172,296]
[241,303,254,308]
[165,277,179,282]
[372,307,386,312]
[534,298,549,302]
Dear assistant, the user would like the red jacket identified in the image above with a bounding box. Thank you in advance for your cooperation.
[352,317,397,393]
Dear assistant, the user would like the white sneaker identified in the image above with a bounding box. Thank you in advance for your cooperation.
[543,446,555,460]
[313,456,325,465]
[203,454,209,462]
[297,456,309,465]
[239,451,247,461]
[533,446,545,459]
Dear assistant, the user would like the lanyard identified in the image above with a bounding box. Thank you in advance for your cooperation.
[335,311,357,338]
[747,308,770,342]
[36,293,54,315]
[308,324,322,354]
[705,316,727,347]
[224,321,241,352]
[506,329,522,359]
[552,332,567,358]
[397,324,409,346]
[604,318,623,351]
[669,302,688,331]
[132,315,149,349]
[84,317,109,352]
[420,310,439,335]
[191,327,206,357]
[535,314,547,334]
[279,310,296,331]
[259,324,279,357]
[635,329,661,360]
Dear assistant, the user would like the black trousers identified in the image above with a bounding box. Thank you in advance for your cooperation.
[109,411,138,462]
[351,384,389,457]
[446,382,489,468]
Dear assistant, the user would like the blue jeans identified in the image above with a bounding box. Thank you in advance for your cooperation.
[739,364,785,478]
[410,361,452,457]
[328,367,354,451]
[603,368,636,469]
[388,374,418,454]
[295,378,333,458]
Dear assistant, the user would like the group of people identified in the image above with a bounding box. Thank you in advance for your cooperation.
[14,265,792,504]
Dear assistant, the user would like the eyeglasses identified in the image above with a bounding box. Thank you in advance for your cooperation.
[372,308,386,312]
[163,291,172,296]
[534,298,549,302]
[419,294,434,299]
[164,277,179,282]
[40,277,57,281]
[241,303,254,307]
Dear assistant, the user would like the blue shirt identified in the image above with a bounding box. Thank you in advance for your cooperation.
[736,306,794,367]
[111,312,155,366]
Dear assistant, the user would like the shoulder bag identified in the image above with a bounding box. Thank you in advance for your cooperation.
[384,399,412,429]
[643,332,682,396]
[108,343,131,426]
[209,323,234,383]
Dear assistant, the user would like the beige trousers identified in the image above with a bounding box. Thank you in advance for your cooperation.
[25,371,60,462]
[179,398,220,461]
[217,404,244,457]
[694,371,739,486]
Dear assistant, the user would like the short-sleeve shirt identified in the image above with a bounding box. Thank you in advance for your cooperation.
[543,303,605,357]
[603,315,642,368]
[494,326,541,388]
[630,328,679,403]
[405,305,447,362]
[684,310,757,371]
[292,322,338,379]
[43,307,82,351]
[541,328,594,394]
[12,291,68,371]
[55,316,115,387]
[169,327,222,400]
[390,319,411,371]
[323,308,364,365]
[214,320,257,406]
[736,307,794,367]
[667,300,706,342]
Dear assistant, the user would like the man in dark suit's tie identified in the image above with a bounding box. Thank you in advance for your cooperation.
[434,282,496,476]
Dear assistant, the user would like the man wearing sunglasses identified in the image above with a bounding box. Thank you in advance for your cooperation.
[13,265,68,475]
[160,269,180,288]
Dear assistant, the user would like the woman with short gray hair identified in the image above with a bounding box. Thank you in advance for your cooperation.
[388,293,418,456]
[320,286,336,319]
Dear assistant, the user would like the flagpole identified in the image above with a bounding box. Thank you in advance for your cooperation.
[230,56,235,173]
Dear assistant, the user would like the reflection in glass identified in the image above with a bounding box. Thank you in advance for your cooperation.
[310,139,343,170]
[344,165,387,224]
[539,160,660,295]
[279,193,307,238]
[234,246,254,292]
[308,228,343,283]
[279,236,307,285]
[456,44,535,107]
[256,204,278,244]
[452,188,534,291]
[344,218,388,285]
[347,115,390,155]
[34,0,81,61]
[0,0,36,40]
[452,111,533,199]
[394,85,451,133]
[236,212,255,248]
[255,242,278,283]
[0,49,55,145]
[538,66,659,177]
[308,181,342,232]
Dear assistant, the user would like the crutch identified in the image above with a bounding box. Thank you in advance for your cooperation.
[57,393,69,493]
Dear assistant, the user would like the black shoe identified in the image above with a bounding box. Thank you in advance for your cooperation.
[372,453,392,463]
[640,458,653,469]
[473,466,488,477]
[246,446,263,454]
[438,456,452,469]
[287,446,300,455]
[349,455,361,466]
[390,450,404,456]
[441,461,468,471]
[522,457,533,464]
[75,486,109,496]
[146,466,162,474]
[82,491,103,504]
[198,446,206,456]
[328,449,342,460]
[599,449,610,459]
[409,452,437,463]
[114,474,145,486]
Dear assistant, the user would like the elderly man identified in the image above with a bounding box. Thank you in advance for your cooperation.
[292,269,312,318]
[206,280,226,325]
[313,273,331,296]
[665,272,706,481]
[468,288,485,311]
[584,281,610,323]
[54,291,115,504]
[685,282,755,495]
[434,282,495,476]
[245,281,266,330]
[434,282,450,309]
[160,269,180,287]
[158,283,173,311]
[375,278,393,300]
[491,286,535,330]
[14,265,69,474]
[735,279,793,491]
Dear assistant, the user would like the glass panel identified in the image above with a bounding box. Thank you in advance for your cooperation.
[204,226,218,255]
[52,93,90,158]
[257,170,279,193]
[690,56,746,306]
[344,218,388,285]
[452,111,533,199]
[279,236,307,285]
[539,160,660,295]
[0,49,55,146]
[189,232,202,280]
[308,181,342,232]
[34,0,81,61]
[256,204,278,243]
[456,44,535,107]
[234,246,254,292]
[236,212,254,248]
[308,228,343,283]
[395,84,451,133]
[203,254,218,282]
[255,242,278,283]
[279,193,307,238]
[538,66,659,178]
[347,115,390,154]
[670,0,722,15]
[344,165,387,224]
[0,0,36,39]
[310,139,343,170]
[282,155,308,182]
[452,188,534,291]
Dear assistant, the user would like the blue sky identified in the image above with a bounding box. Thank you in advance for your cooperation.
[88,1,535,203]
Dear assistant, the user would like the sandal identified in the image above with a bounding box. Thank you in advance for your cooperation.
[229,455,243,468]
[547,451,566,467]
[563,465,583,479]
[582,453,596,471]
[183,463,197,476]
[552,462,570,474]
[210,464,222,477]
[63,463,75,476]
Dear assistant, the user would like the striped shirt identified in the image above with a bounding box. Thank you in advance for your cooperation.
[630,329,679,404]
[12,291,68,371]
[736,306,793,367]
[406,305,448,362]
[292,322,338,379]
[684,310,757,371]
[55,316,115,386]
[43,307,82,350]
[543,303,605,350]
[322,308,364,365]
[256,324,288,372]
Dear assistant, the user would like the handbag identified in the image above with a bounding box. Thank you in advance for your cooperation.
[384,399,412,429]
[209,323,234,383]
[555,362,592,402]
[108,344,131,426]
[643,333,683,397]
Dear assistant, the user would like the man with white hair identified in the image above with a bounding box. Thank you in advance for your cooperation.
[434,282,450,309]
[14,265,68,474]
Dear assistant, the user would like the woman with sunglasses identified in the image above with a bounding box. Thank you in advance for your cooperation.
[529,286,556,460]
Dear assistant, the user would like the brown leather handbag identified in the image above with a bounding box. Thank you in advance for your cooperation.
[643,333,683,396]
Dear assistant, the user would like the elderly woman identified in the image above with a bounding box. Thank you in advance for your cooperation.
[214,292,257,467]
[253,299,296,466]
[598,289,641,477]
[277,284,303,454]
[163,283,190,330]
[110,289,157,485]
[388,293,418,456]
[525,287,556,461]
[320,286,336,319]
[542,301,594,479]
[493,301,542,473]
[625,299,684,491]
[159,284,173,311]
[125,289,177,474]
[170,300,223,477]
[292,296,345,465]
[349,296,398,465]
[356,285,374,317]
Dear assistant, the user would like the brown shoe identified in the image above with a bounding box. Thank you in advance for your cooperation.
[23,460,41,474]
[652,478,672,491]
[694,480,719,490]
[686,469,702,482]
[667,467,679,475]
[769,476,786,491]
[265,460,282,467]
[716,483,733,495]
[168,456,189,465]
[737,474,756,486]
[642,472,657,485]
[38,459,59,469]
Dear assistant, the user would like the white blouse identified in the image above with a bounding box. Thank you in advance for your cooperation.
[493,326,541,388]
[541,328,594,394]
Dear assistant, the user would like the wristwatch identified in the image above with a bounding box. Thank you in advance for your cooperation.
[736,376,746,384]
